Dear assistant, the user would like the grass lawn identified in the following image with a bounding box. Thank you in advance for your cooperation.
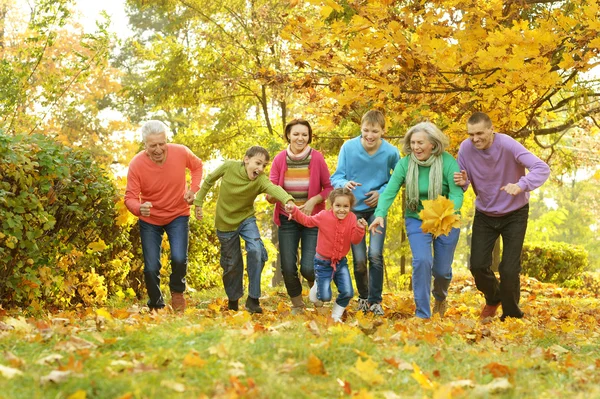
[0,272,599,398]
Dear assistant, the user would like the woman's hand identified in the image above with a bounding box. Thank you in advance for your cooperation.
[368,216,385,234]
[299,195,321,215]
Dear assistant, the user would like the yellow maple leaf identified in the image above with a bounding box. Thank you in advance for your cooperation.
[87,240,108,253]
[307,354,326,375]
[418,196,461,238]
[351,357,384,385]
[411,363,436,390]
[67,390,86,399]
[183,350,207,368]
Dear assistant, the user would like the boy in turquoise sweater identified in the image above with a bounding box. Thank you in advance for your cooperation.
[194,146,294,313]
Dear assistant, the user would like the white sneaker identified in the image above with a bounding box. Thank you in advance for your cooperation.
[309,283,323,307]
[369,302,384,316]
[357,298,369,313]
[332,303,346,322]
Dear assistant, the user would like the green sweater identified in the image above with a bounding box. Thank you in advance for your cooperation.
[375,152,464,220]
[194,160,294,231]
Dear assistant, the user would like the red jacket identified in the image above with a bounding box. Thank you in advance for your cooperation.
[291,207,365,268]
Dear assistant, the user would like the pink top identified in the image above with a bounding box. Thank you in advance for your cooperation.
[291,207,365,269]
[270,149,333,226]
[125,144,203,225]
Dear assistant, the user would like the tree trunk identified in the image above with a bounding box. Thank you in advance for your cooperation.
[270,220,283,286]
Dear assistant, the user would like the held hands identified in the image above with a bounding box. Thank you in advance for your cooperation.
[368,216,385,234]
[195,206,203,221]
[345,181,362,190]
[453,170,468,187]
[184,185,195,204]
[284,201,296,219]
[501,183,523,196]
[364,190,379,208]
[356,218,368,230]
[140,202,152,217]
[298,196,319,216]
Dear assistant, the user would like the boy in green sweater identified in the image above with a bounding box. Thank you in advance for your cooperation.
[194,146,294,313]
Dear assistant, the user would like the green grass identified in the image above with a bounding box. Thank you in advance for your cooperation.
[1,273,599,398]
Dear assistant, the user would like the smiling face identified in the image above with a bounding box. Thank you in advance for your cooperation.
[332,195,351,220]
[360,122,384,154]
[410,131,435,161]
[288,124,310,154]
[144,132,168,164]
[244,153,268,180]
[467,121,495,150]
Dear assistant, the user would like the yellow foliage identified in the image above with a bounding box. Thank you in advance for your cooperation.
[418,196,461,238]
[351,357,385,385]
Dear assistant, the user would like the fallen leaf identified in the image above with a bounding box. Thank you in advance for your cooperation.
[351,357,384,385]
[40,370,71,385]
[307,353,326,375]
[337,378,352,395]
[4,351,25,368]
[307,320,321,337]
[473,378,512,395]
[183,350,207,368]
[411,363,436,390]
[36,354,64,365]
[160,380,186,392]
[0,364,23,379]
[418,196,461,237]
[483,362,514,378]
[67,389,87,399]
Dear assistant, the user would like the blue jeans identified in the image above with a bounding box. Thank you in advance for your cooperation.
[314,256,354,307]
[278,217,317,298]
[470,204,529,319]
[139,216,189,309]
[406,217,460,319]
[351,210,386,304]
[216,217,268,301]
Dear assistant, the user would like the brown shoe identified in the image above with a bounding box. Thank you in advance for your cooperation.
[171,292,186,312]
[481,303,500,319]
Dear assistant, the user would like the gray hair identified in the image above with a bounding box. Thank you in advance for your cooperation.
[141,120,169,142]
[402,122,449,156]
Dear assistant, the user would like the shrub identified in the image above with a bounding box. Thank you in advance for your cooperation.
[0,132,132,310]
[521,241,588,284]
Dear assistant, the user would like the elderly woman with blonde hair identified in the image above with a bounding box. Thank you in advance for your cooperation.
[369,122,464,319]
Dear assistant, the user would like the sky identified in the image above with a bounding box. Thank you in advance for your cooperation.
[75,0,131,36]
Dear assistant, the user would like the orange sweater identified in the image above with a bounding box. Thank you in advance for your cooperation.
[125,144,203,225]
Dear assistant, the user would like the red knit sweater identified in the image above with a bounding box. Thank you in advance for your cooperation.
[291,207,365,268]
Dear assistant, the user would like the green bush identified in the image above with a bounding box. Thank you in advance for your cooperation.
[521,241,588,284]
[0,132,132,310]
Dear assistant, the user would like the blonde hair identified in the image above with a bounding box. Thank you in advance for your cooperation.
[402,122,448,156]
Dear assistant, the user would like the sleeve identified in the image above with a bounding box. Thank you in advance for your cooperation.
[261,175,294,204]
[269,152,283,186]
[186,147,203,192]
[314,152,333,200]
[513,143,550,192]
[291,206,321,228]
[193,162,228,207]
[377,145,401,195]
[330,143,349,189]
[374,158,406,218]
[444,154,464,212]
[124,164,142,216]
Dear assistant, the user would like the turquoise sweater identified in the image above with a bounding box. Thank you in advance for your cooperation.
[375,152,464,220]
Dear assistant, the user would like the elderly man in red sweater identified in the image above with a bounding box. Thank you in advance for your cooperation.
[125,120,203,312]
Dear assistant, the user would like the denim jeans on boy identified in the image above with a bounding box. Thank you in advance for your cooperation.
[314,256,354,307]
[405,217,460,319]
[278,217,317,298]
[139,215,189,309]
[351,210,386,304]
[216,217,268,301]
[470,204,529,319]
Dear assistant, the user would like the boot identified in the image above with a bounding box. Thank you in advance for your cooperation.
[331,303,346,322]
[228,299,239,311]
[290,295,306,315]
[245,297,263,314]
[171,292,186,313]
[309,283,323,308]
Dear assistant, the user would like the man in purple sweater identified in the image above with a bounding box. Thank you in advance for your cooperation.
[454,112,550,321]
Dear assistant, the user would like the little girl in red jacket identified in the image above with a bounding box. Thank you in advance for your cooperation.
[285,188,367,322]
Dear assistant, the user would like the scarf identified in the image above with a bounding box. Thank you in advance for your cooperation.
[406,152,443,212]
[286,145,312,162]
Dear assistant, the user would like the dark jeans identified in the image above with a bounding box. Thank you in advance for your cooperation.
[278,217,317,298]
[351,210,386,304]
[470,204,529,319]
[139,216,189,309]
[216,217,268,301]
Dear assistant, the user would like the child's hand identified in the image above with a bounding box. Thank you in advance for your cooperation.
[345,180,362,190]
[284,201,296,218]
[195,206,203,221]
[369,217,385,234]
[357,218,368,229]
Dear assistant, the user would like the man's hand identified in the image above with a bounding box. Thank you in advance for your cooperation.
[368,216,385,234]
[184,186,195,204]
[453,170,468,187]
[364,190,379,207]
[140,202,152,217]
[195,206,203,221]
[345,181,362,190]
[500,183,522,196]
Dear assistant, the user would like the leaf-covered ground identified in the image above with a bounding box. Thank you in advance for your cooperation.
[1,272,599,399]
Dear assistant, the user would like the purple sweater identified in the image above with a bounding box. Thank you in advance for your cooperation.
[270,149,333,226]
[457,133,550,216]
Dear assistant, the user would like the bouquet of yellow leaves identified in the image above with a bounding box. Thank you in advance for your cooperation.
[418,195,461,238]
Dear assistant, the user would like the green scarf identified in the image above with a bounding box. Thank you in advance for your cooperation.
[406,152,443,212]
